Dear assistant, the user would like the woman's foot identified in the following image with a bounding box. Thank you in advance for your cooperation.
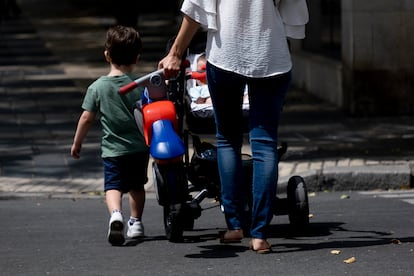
[219,229,244,243]
[249,238,272,254]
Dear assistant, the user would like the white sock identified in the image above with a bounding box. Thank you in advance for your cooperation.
[129,216,140,225]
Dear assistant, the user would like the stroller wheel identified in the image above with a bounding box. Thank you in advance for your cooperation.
[287,176,310,230]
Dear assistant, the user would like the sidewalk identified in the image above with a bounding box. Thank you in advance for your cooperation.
[0,0,413,197]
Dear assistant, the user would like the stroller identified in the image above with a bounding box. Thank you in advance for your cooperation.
[120,33,309,242]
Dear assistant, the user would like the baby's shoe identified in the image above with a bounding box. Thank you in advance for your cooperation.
[108,210,124,246]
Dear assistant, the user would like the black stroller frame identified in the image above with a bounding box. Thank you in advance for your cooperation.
[121,33,310,242]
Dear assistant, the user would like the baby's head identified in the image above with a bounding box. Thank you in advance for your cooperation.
[196,53,207,85]
[197,54,206,70]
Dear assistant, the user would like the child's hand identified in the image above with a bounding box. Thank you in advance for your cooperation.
[71,144,81,159]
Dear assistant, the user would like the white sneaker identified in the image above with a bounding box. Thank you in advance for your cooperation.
[127,220,145,238]
[108,211,124,246]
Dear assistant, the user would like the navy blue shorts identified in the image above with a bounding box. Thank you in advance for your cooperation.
[103,151,149,193]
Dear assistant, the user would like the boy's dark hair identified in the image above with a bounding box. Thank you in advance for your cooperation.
[104,25,142,66]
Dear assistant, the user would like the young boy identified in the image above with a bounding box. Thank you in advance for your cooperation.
[71,25,149,246]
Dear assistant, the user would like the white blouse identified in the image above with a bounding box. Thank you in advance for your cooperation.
[181,0,308,78]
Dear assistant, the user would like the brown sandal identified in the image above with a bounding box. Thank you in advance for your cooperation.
[219,230,243,244]
[249,239,272,254]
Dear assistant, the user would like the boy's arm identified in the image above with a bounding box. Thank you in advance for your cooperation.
[71,110,95,159]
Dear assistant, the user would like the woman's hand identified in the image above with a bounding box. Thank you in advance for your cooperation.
[158,54,182,79]
[158,15,201,78]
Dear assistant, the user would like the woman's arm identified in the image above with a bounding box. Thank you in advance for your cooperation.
[158,15,201,78]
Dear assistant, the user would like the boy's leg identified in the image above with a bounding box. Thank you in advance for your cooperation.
[104,157,125,245]
[127,187,146,238]
[104,157,124,214]
[106,189,123,214]
[121,152,148,238]
[129,187,145,219]
[106,189,125,246]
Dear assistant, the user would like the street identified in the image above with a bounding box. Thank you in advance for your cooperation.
[1,190,413,275]
[1,1,413,275]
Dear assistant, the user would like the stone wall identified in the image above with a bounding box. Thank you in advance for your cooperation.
[342,0,414,115]
[293,0,414,116]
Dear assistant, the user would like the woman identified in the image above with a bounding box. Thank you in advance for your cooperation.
[159,0,308,253]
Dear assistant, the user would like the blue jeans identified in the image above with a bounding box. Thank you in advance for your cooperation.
[206,62,291,239]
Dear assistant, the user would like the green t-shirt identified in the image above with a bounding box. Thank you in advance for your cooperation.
[82,74,148,158]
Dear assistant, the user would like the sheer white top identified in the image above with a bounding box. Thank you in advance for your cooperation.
[181,0,308,78]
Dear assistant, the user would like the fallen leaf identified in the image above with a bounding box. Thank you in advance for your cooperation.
[343,257,356,264]
[391,239,402,244]
[330,250,341,255]
[340,194,350,199]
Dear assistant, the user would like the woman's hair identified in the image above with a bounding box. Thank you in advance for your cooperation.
[104,25,142,66]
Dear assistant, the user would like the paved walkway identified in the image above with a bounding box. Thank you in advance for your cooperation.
[0,0,413,196]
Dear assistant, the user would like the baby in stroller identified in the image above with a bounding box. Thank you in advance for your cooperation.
[186,52,249,117]
[188,54,212,105]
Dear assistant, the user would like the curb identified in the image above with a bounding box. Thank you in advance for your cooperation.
[278,164,412,193]
[1,163,412,198]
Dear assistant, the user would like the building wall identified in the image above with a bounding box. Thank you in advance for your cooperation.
[342,0,414,115]
[291,44,343,107]
[293,0,414,116]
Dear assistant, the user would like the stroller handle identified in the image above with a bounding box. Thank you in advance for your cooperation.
[186,63,206,82]
[119,59,199,96]
[187,70,206,82]
[119,68,165,95]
